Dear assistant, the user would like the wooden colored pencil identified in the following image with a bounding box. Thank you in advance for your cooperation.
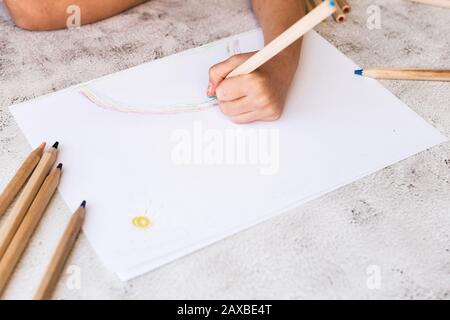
[34,201,86,300]
[0,164,62,296]
[336,0,352,13]
[0,142,59,261]
[226,0,336,78]
[0,143,45,218]
[309,0,349,21]
[410,0,450,9]
[355,68,450,81]
[332,0,347,22]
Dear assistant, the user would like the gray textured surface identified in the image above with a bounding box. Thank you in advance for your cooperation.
[0,0,449,300]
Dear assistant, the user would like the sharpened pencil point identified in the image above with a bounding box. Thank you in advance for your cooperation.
[36,142,46,156]
[38,142,46,151]
[354,69,363,76]
[52,141,59,149]
[81,201,86,208]
[57,163,63,170]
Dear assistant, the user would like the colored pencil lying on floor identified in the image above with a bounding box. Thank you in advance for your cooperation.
[226,0,336,78]
[354,68,450,81]
[410,0,450,9]
[308,0,346,22]
[331,0,346,22]
[337,0,352,13]
[0,164,62,296]
[0,142,59,261]
[34,201,86,300]
[0,143,46,218]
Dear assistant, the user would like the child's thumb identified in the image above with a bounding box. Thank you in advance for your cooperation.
[208,55,245,97]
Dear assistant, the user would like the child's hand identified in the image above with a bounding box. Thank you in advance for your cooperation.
[207,52,294,124]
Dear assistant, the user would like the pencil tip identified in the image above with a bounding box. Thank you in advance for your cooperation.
[52,141,59,149]
[57,163,63,169]
[329,0,336,7]
[37,142,46,154]
[81,200,86,208]
[354,69,363,76]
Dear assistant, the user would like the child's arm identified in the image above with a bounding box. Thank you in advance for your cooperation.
[208,0,305,123]
[4,0,147,31]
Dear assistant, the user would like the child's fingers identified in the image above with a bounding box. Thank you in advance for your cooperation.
[231,110,262,124]
[231,106,282,124]
[208,53,253,96]
[218,97,254,116]
[215,75,251,102]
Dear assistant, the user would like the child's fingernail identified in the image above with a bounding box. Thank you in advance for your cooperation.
[207,82,214,97]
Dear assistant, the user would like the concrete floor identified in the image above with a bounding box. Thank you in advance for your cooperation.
[0,0,449,299]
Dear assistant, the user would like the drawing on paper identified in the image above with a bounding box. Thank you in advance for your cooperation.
[80,88,217,114]
[79,39,242,115]
[132,216,152,229]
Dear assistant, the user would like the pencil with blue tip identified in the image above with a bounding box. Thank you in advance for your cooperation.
[34,201,87,300]
[355,68,450,81]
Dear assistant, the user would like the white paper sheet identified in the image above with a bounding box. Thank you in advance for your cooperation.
[9,30,446,280]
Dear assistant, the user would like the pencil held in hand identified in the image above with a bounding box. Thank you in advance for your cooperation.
[34,201,86,300]
[0,143,45,218]
[355,68,450,81]
[226,0,336,78]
